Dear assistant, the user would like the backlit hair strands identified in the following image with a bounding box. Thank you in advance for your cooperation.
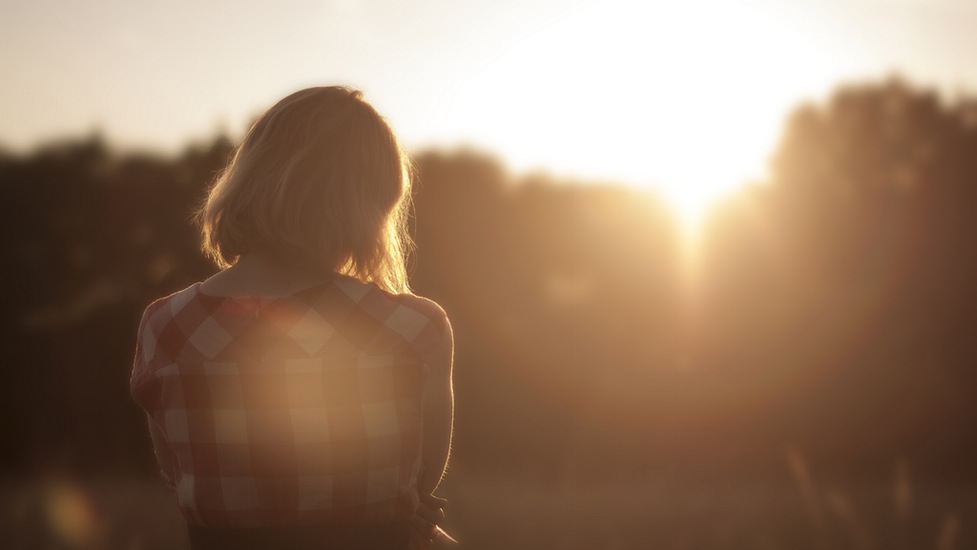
[197,86,414,294]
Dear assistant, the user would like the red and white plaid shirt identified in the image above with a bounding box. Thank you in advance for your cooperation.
[130,276,449,527]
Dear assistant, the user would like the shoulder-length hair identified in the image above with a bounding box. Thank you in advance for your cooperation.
[198,86,413,294]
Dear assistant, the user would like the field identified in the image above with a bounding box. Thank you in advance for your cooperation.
[3,464,972,550]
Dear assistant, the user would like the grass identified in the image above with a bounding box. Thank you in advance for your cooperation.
[1,456,972,549]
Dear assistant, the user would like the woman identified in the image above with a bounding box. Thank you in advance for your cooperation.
[130,87,454,549]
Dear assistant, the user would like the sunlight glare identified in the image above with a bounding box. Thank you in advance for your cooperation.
[451,0,840,231]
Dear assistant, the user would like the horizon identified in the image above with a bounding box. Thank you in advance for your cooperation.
[5,0,977,224]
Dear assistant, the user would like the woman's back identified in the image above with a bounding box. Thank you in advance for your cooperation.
[131,270,449,527]
[131,86,454,549]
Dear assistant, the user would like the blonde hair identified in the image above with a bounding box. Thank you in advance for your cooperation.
[198,86,413,294]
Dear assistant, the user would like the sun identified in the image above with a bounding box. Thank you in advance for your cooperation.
[444,0,839,231]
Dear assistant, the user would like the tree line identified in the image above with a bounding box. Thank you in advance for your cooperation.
[1,78,975,483]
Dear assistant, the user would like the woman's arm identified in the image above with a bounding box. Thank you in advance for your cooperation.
[418,321,454,495]
[148,416,177,491]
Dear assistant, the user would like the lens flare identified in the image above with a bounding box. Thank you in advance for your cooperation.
[45,482,103,547]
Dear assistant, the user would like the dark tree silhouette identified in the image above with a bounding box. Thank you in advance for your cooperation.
[1,78,976,487]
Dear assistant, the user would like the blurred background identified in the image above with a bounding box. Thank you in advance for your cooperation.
[2,0,976,548]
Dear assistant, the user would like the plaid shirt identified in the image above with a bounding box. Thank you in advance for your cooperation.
[130,276,449,527]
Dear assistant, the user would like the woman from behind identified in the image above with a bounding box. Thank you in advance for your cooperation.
[130,87,453,550]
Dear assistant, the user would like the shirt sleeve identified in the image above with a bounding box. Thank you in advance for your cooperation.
[403,296,452,370]
[130,300,176,489]
[130,300,161,400]
[148,416,177,490]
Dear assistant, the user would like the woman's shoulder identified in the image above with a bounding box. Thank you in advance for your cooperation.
[392,293,449,325]
[329,277,446,320]
[140,283,203,321]
[383,292,451,355]
[146,282,200,314]
[330,278,450,343]
[131,283,205,385]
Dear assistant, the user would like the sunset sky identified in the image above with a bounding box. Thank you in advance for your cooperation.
[4,0,977,218]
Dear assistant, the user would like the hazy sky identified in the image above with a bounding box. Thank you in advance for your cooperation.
[4,0,977,205]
